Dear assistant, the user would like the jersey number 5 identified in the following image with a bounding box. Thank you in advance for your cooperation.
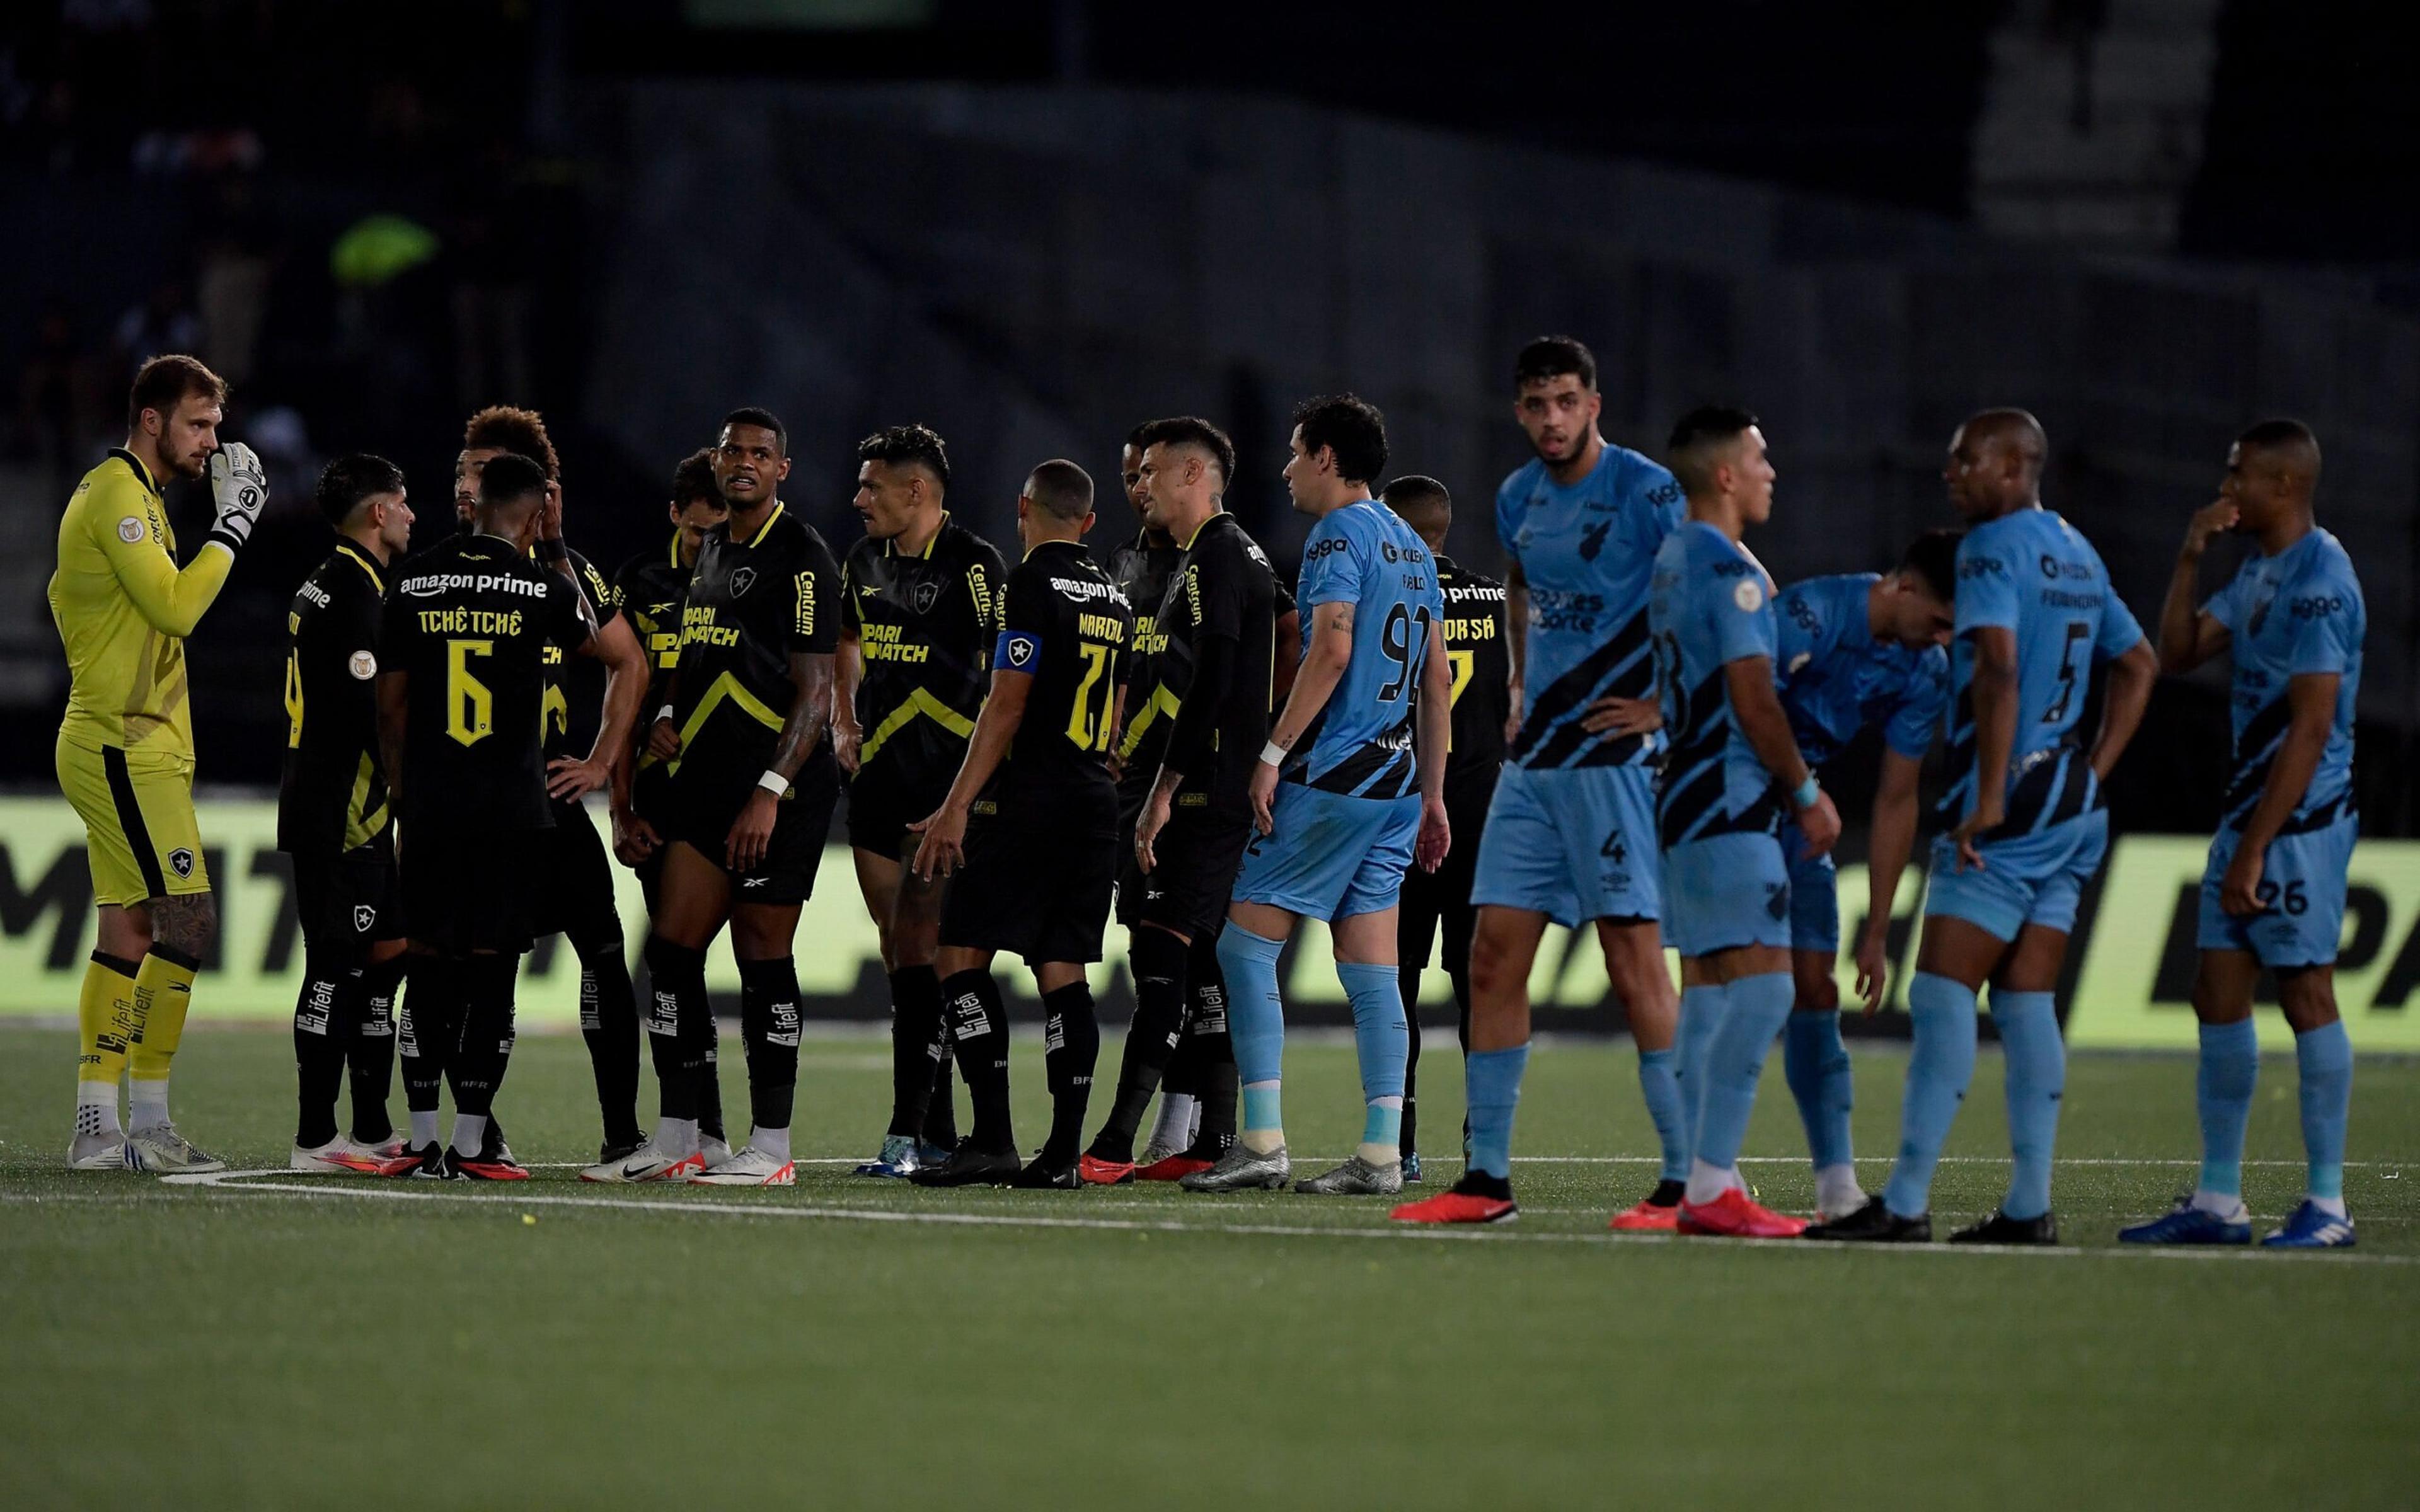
[2041,622,2091,724]
[1066,643,1119,752]
[446,638,495,747]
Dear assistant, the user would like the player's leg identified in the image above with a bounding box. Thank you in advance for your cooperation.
[349,939,408,1155]
[1577,765,1686,1217]
[395,948,460,1167]
[120,888,221,1172]
[1601,917,1688,1227]
[636,842,727,1152]
[1015,959,1102,1188]
[1779,839,1861,1219]
[1085,921,1194,1179]
[557,807,644,1161]
[1180,901,1298,1191]
[289,852,370,1169]
[1177,932,1237,1161]
[56,737,154,1166]
[599,839,729,1181]
[2121,946,2262,1244]
[853,844,954,1174]
[2256,815,2359,1247]
[696,900,805,1186]
[914,943,1022,1186]
[442,946,529,1180]
[1394,854,1445,1177]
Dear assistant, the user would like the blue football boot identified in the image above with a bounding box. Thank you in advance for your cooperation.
[2261,1200,2356,1249]
[852,1133,921,1179]
[2118,1197,2251,1246]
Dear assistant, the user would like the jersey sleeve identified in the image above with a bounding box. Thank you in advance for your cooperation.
[840,552,863,636]
[547,571,594,650]
[995,560,1049,674]
[573,553,621,630]
[1494,473,1523,568]
[1192,536,1246,643]
[89,478,232,638]
[1296,516,1363,609]
[1710,558,1777,667]
[968,542,1006,634]
[2201,560,2251,636]
[1772,586,1819,684]
[2094,581,2146,660]
[793,534,841,655]
[378,578,418,668]
[1953,530,2020,636]
[2285,563,2361,679]
[1630,459,1686,553]
[1885,653,1949,760]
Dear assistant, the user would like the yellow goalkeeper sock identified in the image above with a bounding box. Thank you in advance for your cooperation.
[128,943,200,1130]
[76,951,141,1136]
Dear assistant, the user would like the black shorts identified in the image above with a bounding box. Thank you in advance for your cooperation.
[291,837,406,966]
[401,823,541,956]
[847,757,954,861]
[1113,775,1153,928]
[1132,797,1253,941]
[665,754,839,906]
[1398,766,1495,949]
[942,801,1119,964]
[533,798,624,951]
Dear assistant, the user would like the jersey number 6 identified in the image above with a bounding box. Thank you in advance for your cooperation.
[446,638,495,747]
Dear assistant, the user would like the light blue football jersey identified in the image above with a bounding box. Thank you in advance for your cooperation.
[1284,498,1445,801]
[2203,526,2363,832]
[1774,572,1948,769]
[1649,520,1780,846]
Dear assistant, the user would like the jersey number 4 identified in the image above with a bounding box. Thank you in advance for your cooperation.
[284,648,304,750]
[446,638,495,746]
[1066,643,1120,752]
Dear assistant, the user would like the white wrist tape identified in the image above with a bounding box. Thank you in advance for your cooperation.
[1260,741,1288,767]
[757,769,788,795]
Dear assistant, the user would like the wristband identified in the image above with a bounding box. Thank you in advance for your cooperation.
[1791,774,1821,810]
[757,769,789,796]
[1260,740,1289,768]
[533,537,569,563]
[655,704,674,726]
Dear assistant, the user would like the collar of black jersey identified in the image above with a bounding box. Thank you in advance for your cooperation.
[883,509,950,558]
[1023,537,1086,561]
[108,447,159,497]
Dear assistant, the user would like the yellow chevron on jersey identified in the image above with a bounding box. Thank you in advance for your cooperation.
[858,686,977,765]
[49,449,231,758]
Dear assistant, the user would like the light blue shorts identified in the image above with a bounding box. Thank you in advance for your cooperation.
[1661,830,1792,958]
[1778,820,1839,954]
[1469,762,1660,927]
[2196,811,2356,970]
[1230,782,1420,922]
[1923,809,2109,943]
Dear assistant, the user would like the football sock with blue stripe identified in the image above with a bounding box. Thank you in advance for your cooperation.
[1685,973,1792,1204]
[1338,960,1407,1164]
[1783,1008,1854,1175]
[2295,1019,2352,1211]
[2193,1017,2259,1210]
[1883,971,1978,1220]
[1218,924,1288,1154]
[1990,990,2063,1221]
[1674,983,1724,1160]
[1637,1046,1688,1183]
[1463,1044,1529,1181]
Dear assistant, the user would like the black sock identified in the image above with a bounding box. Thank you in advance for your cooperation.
[1455,1169,1512,1201]
[1185,932,1238,1146]
[449,953,521,1120]
[1402,985,1423,1155]
[886,965,945,1139]
[737,955,803,1135]
[578,939,643,1148]
[1040,979,1100,1162]
[698,1011,727,1143]
[922,1050,959,1148]
[398,956,461,1125]
[348,956,403,1145]
[1088,927,1190,1164]
[941,968,1015,1152]
[644,936,708,1121]
[292,953,358,1148]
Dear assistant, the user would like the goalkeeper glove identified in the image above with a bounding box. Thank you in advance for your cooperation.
[207,442,268,552]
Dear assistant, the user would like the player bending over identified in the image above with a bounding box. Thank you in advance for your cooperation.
[2121,420,2363,1250]
[1808,410,2155,1244]
[1185,395,1449,1196]
[906,460,1134,1188]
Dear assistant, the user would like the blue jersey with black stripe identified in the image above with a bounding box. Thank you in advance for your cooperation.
[1495,442,1684,771]
[1284,498,1443,800]
[2203,527,2362,833]
[1649,520,1780,847]
[1774,573,1948,770]
[1939,507,2145,833]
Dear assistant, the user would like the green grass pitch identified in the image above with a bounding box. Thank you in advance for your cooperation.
[4,1023,2415,1509]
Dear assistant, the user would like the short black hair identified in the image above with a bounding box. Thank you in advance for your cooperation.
[315,453,406,529]
[670,447,722,507]
[128,353,226,430]
[1124,422,1151,452]
[1291,393,1388,484]
[1025,458,1093,521]
[477,451,549,510]
[1514,336,1596,393]
[722,406,787,456]
[1897,528,1961,605]
[464,405,560,481]
[1134,416,1236,490]
[2237,416,2322,486]
[1380,475,1451,518]
[1665,404,1761,498]
[858,423,951,492]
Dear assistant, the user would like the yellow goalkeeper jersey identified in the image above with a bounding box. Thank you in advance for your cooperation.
[49,447,233,757]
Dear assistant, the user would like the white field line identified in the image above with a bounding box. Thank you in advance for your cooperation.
[517,1155,2400,1169]
[102,1169,2415,1269]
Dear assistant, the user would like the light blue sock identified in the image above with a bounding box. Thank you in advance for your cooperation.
[1674,983,1724,1160]
[1243,1083,1282,1135]
[2195,1018,2259,1198]
[1362,1101,1402,1147]
[1463,1045,1530,1180]
[1783,1010,1855,1172]
[2295,1021,2353,1202]
[1882,972,1979,1220]
[1337,961,1407,1103]
[1216,925,1287,1089]
[1637,1047,1688,1182]
[1693,973,1792,1174]
[1990,990,2064,1221]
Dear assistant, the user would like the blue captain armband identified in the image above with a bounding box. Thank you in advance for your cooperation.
[995,630,1042,672]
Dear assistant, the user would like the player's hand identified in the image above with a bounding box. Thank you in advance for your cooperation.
[832,718,863,775]
[1415,795,1451,874]
[612,809,660,868]
[547,754,611,801]
[2220,845,2266,918]
[1248,759,1281,836]
[1502,682,1524,747]
[1853,927,1890,1014]
[207,441,268,549]
[645,716,681,762]
[2182,496,2238,556]
[908,804,967,881]
[1949,798,2003,873]
[727,789,780,873]
[539,480,565,540]
[1136,790,1172,874]
[1580,695,1661,738]
[1794,789,1842,857]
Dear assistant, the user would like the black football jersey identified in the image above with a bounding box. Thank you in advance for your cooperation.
[669,501,843,784]
[1146,511,1278,809]
[988,540,1134,822]
[541,548,620,766]
[842,515,1008,782]
[1108,528,1180,786]
[1436,554,1511,782]
[381,534,592,836]
[279,542,393,855]
[613,531,692,717]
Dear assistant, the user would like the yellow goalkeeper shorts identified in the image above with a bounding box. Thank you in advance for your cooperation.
[55,733,210,907]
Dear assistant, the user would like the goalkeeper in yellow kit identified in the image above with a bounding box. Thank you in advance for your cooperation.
[50,355,268,1172]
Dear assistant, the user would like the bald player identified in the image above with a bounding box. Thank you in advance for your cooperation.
[1809,409,2156,1245]
[2121,420,2363,1250]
